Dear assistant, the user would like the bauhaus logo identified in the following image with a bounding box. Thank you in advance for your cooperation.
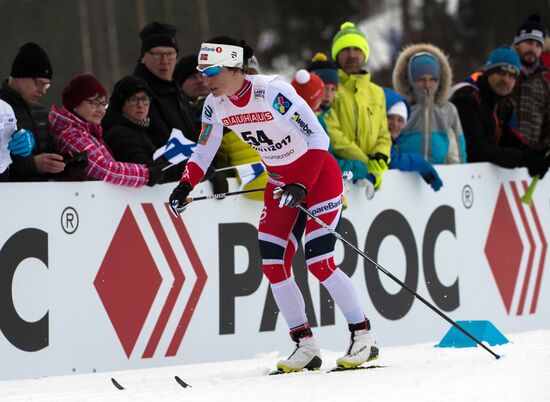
[485,181,547,316]
[94,204,207,358]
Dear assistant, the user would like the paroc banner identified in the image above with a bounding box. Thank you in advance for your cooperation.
[0,162,548,380]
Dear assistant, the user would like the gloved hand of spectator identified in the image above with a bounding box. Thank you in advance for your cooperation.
[8,129,35,157]
[273,184,307,208]
[526,150,549,179]
[209,171,229,198]
[62,151,88,177]
[202,163,216,182]
[417,162,443,191]
[169,181,193,216]
[367,154,388,191]
[147,157,169,186]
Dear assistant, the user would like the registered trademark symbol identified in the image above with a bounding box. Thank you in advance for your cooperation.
[61,207,79,234]
[462,185,474,209]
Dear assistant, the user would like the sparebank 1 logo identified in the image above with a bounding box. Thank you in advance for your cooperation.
[485,181,547,316]
[94,204,207,358]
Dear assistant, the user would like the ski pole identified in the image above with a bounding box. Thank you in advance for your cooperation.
[296,203,501,360]
[186,187,265,202]
[520,175,539,206]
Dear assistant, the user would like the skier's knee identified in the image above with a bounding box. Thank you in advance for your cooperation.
[263,264,289,283]
[307,259,336,282]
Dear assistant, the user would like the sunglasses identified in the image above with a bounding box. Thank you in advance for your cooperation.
[196,61,226,78]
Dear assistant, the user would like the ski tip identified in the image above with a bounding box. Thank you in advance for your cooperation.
[111,377,125,390]
[175,375,192,388]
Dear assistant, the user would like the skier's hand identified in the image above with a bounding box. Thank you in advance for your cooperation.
[273,184,307,208]
[169,181,193,217]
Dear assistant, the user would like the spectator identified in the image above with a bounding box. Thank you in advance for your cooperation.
[324,22,392,191]
[134,22,197,147]
[306,53,339,114]
[541,38,550,82]
[383,87,443,191]
[392,43,466,164]
[512,14,550,149]
[174,54,209,126]
[49,74,167,187]
[451,47,549,178]
[102,76,188,183]
[0,42,66,180]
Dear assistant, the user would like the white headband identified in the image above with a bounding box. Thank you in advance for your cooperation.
[198,43,244,68]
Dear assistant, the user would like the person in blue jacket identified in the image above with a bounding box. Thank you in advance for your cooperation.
[383,87,443,191]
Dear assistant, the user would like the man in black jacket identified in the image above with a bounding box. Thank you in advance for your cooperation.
[0,42,66,180]
[451,46,549,178]
[134,22,198,148]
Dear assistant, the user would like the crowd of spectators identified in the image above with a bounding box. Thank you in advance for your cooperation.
[1,14,549,198]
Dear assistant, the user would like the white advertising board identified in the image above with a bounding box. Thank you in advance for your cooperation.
[0,162,548,380]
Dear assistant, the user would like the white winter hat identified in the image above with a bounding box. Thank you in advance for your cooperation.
[387,101,408,123]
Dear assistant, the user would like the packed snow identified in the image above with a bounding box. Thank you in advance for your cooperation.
[0,330,548,401]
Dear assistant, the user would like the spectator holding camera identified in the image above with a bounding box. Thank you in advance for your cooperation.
[49,74,168,187]
[0,42,68,180]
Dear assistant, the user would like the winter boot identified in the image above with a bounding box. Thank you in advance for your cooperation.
[276,324,322,373]
[336,319,379,368]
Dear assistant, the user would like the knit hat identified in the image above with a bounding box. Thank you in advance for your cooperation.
[174,55,198,86]
[306,53,339,86]
[139,21,178,56]
[10,42,53,79]
[62,74,107,111]
[387,101,408,123]
[484,46,521,77]
[513,14,546,46]
[291,70,324,110]
[331,22,369,62]
[109,76,152,111]
[408,52,440,82]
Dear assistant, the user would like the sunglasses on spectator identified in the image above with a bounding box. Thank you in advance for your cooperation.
[147,50,177,61]
[86,98,109,109]
[196,61,228,78]
[127,95,151,106]
[32,78,51,90]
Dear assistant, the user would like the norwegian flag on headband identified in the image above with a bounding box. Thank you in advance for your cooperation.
[236,162,265,190]
[153,128,196,164]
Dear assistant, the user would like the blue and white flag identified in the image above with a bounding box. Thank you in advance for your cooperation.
[153,128,196,165]
[236,162,265,190]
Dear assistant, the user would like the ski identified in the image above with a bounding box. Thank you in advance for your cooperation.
[269,364,386,375]
[110,376,192,390]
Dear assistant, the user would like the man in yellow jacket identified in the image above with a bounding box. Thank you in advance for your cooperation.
[324,22,392,190]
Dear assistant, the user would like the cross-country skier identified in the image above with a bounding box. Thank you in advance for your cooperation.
[169,36,379,372]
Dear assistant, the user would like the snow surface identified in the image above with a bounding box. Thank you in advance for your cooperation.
[1,330,549,401]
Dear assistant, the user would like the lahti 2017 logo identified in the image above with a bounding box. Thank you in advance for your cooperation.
[484,181,547,316]
[94,204,207,358]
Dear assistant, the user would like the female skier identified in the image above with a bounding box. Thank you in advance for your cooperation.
[169,37,378,372]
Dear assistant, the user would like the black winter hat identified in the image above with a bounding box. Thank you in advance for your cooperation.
[10,42,53,79]
[513,14,546,46]
[174,55,198,86]
[110,76,153,111]
[139,21,178,56]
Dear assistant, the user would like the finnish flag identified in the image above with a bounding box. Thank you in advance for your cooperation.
[153,128,196,164]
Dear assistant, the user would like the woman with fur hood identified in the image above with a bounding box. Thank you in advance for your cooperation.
[393,43,467,164]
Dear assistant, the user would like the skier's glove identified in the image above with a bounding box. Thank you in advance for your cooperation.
[169,181,193,217]
[273,184,307,208]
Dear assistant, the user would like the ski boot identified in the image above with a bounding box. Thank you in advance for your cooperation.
[276,324,322,373]
[336,319,379,369]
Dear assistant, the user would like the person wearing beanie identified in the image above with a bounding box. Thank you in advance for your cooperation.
[393,43,466,165]
[49,74,168,187]
[174,54,210,130]
[101,75,189,184]
[325,22,392,192]
[134,22,198,154]
[450,47,549,179]
[170,35,379,373]
[306,53,339,111]
[512,14,550,149]
[0,42,68,181]
[383,87,443,192]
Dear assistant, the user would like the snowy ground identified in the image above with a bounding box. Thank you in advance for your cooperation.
[1,330,548,402]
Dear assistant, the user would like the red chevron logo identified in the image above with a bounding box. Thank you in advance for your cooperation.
[485,181,547,315]
[94,204,207,358]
